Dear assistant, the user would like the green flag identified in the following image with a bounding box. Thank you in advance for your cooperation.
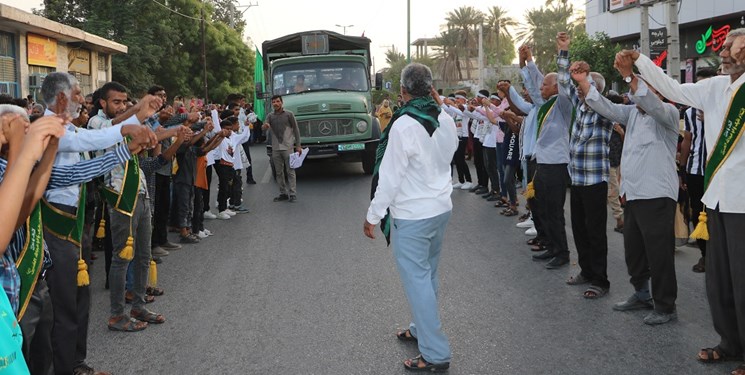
[254,48,266,122]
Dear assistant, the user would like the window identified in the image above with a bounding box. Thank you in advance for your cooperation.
[272,61,369,95]
[0,32,17,97]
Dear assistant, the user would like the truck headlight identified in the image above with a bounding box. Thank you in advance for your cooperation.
[356,121,367,133]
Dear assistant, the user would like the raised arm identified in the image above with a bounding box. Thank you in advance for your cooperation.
[628,50,710,110]
[556,32,576,101]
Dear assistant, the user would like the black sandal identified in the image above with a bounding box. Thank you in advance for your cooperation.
[403,354,450,372]
[396,328,418,342]
[697,346,742,363]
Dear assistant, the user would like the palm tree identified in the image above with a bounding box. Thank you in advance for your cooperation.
[445,6,484,80]
[484,6,517,66]
[516,0,582,71]
[433,29,462,86]
[385,46,405,65]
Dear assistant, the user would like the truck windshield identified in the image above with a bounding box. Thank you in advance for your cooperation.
[273,61,369,95]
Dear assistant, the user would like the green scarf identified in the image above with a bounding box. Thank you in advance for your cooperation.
[370,96,441,245]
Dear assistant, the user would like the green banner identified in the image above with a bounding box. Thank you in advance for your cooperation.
[17,203,43,320]
[254,47,266,122]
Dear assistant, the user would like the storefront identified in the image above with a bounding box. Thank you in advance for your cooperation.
[0,4,126,101]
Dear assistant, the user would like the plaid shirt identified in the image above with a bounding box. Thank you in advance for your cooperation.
[558,51,612,186]
[0,145,131,314]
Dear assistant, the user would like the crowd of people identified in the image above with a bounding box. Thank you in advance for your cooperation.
[0,71,297,374]
[366,30,745,373]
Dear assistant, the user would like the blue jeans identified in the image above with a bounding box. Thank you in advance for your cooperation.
[391,211,452,364]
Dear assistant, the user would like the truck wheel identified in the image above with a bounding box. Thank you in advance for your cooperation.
[362,142,377,175]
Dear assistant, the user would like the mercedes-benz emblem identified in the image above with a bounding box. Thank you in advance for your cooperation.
[318,121,333,135]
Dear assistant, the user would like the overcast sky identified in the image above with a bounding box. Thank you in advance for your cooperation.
[5,0,585,72]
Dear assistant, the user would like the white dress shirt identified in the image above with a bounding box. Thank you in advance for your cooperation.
[635,53,745,213]
[366,110,458,224]
[44,109,126,206]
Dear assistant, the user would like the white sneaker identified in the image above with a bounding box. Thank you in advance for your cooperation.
[224,209,237,216]
[525,227,537,236]
[196,230,209,239]
[203,211,217,220]
[516,218,534,228]
[217,211,231,220]
[452,182,463,189]
[203,229,213,236]
[460,182,474,190]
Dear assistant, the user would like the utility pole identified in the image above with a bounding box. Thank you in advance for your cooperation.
[335,24,353,35]
[478,23,483,89]
[201,7,208,103]
[639,0,651,57]
[666,0,680,82]
[406,0,410,63]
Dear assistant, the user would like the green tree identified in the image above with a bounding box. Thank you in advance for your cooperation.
[484,6,517,66]
[569,31,622,93]
[36,0,253,102]
[433,30,462,86]
[516,0,583,72]
[445,6,484,80]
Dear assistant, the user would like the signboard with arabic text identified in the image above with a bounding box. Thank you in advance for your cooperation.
[27,33,57,68]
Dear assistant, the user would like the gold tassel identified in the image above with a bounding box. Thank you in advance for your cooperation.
[523,181,535,199]
[149,259,158,287]
[76,259,90,287]
[119,236,135,261]
[690,211,709,240]
[95,219,106,239]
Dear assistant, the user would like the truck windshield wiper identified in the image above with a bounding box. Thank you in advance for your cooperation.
[307,88,348,93]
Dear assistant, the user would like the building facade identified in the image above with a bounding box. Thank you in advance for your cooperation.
[585,0,745,82]
[0,4,127,101]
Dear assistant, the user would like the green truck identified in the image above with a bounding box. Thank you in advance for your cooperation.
[260,30,381,174]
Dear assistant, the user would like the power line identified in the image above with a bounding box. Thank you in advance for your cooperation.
[149,0,202,21]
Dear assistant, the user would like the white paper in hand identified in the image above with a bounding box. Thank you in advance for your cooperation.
[289,148,309,169]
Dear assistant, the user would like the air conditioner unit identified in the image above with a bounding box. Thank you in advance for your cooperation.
[29,74,46,88]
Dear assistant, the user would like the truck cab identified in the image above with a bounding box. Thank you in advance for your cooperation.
[261,30,380,174]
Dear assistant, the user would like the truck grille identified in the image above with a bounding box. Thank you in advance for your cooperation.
[297,119,356,138]
[296,104,320,114]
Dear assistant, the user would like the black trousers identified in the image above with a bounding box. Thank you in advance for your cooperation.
[44,218,91,374]
[232,170,243,207]
[215,164,234,212]
[533,163,569,259]
[453,138,471,183]
[686,173,707,257]
[192,187,206,232]
[20,279,54,375]
[152,173,171,246]
[241,142,255,182]
[527,158,546,241]
[624,198,677,313]
[203,165,213,212]
[570,183,610,288]
[472,140,488,188]
[706,208,745,358]
[483,146,500,194]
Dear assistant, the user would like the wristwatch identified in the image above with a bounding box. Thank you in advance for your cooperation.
[624,74,634,83]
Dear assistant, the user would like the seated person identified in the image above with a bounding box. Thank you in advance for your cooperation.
[293,75,308,93]
[335,70,361,90]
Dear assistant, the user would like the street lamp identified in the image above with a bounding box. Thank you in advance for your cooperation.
[335,24,353,35]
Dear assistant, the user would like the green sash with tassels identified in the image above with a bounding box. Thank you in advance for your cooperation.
[535,96,557,136]
[16,204,43,320]
[40,184,86,247]
[101,155,140,216]
[704,85,745,189]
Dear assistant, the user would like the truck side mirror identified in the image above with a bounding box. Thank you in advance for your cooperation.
[374,73,383,91]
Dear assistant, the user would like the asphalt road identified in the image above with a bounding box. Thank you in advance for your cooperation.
[84,144,734,375]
